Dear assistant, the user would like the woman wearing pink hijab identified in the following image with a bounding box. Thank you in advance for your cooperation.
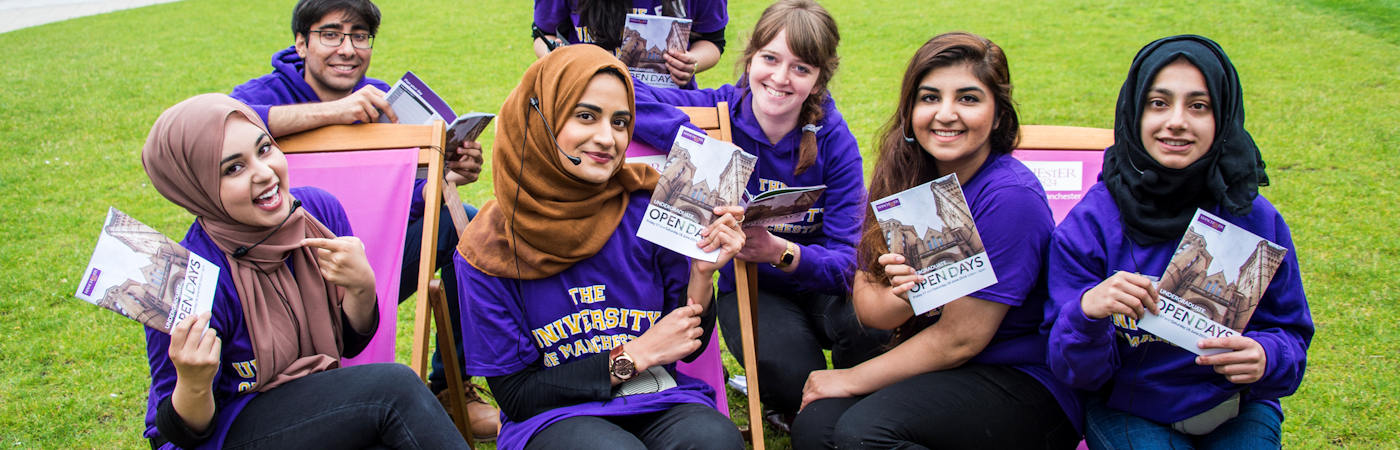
[139,93,466,449]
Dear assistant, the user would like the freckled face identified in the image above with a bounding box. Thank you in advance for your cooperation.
[554,73,632,184]
[746,29,820,128]
[1140,59,1215,170]
[219,116,291,227]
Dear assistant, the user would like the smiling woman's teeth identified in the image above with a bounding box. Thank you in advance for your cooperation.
[934,130,961,137]
[1162,139,1190,146]
[764,86,788,98]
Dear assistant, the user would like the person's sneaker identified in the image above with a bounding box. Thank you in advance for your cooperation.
[437,383,501,442]
[763,409,794,435]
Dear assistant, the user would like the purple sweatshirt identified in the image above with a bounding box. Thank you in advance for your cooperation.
[1045,183,1313,424]
[456,193,716,450]
[143,187,367,449]
[533,0,728,46]
[227,47,433,218]
[633,81,865,296]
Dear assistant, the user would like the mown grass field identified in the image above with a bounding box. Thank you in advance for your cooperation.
[1,0,1396,447]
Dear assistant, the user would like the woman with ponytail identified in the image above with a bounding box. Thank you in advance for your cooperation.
[631,0,886,430]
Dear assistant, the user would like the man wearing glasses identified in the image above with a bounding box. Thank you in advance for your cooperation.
[230,0,498,441]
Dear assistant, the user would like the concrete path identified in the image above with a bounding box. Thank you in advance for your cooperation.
[0,0,182,34]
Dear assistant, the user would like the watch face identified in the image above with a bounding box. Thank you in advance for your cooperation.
[613,356,636,379]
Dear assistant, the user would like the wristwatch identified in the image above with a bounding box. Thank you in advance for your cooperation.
[771,241,798,269]
[609,345,637,381]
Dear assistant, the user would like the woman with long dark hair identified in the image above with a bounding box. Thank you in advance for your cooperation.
[790,32,1080,448]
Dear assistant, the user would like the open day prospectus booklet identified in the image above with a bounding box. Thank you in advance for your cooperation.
[1136,209,1287,355]
[637,128,828,261]
[74,207,217,334]
[377,71,494,153]
[870,174,996,315]
[618,13,692,88]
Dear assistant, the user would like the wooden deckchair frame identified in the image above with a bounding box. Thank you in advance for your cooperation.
[678,103,766,449]
[278,121,477,445]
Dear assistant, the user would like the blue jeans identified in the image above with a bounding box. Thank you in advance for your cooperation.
[224,363,466,449]
[399,202,478,392]
[1084,395,1282,450]
[523,403,743,450]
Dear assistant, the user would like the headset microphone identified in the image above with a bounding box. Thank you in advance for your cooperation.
[530,97,581,165]
[232,198,302,258]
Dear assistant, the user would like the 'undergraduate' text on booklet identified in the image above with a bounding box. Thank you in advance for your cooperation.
[74,207,217,334]
[1136,209,1287,355]
[870,174,997,315]
[618,13,692,88]
[638,127,756,262]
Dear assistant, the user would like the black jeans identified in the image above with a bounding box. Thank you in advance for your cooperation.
[523,403,744,450]
[716,289,889,415]
[791,364,1080,449]
[399,202,477,392]
[223,363,467,449]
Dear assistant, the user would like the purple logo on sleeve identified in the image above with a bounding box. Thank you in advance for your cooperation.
[1195,214,1226,232]
[681,129,706,144]
[874,199,901,212]
[82,269,101,296]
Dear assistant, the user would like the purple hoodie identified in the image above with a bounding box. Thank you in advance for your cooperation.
[633,81,865,297]
[229,46,433,218]
[1045,183,1312,424]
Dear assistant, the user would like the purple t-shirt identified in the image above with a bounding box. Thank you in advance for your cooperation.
[456,193,716,450]
[143,187,355,449]
[632,82,866,297]
[937,152,1082,432]
[1046,183,1313,424]
[533,0,728,47]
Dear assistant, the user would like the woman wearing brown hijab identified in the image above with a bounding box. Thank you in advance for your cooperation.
[139,93,465,449]
[454,45,745,450]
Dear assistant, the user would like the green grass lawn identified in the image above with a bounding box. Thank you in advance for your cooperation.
[2,0,1396,447]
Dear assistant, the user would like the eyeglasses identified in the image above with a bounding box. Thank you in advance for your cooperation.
[310,30,374,49]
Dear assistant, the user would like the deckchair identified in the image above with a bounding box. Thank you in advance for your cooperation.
[677,103,767,448]
[1010,125,1114,223]
[278,122,478,444]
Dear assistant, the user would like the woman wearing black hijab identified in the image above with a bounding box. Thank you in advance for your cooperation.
[1044,35,1313,448]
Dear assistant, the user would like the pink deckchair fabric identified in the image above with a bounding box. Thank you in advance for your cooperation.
[286,148,419,365]
[1010,149,1105,224]
[628,139,730,414]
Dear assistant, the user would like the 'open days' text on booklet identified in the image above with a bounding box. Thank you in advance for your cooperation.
[871,173,997,315]
[1136,209,1287,355]
[638,128,755,262]
[75,207,217,334]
